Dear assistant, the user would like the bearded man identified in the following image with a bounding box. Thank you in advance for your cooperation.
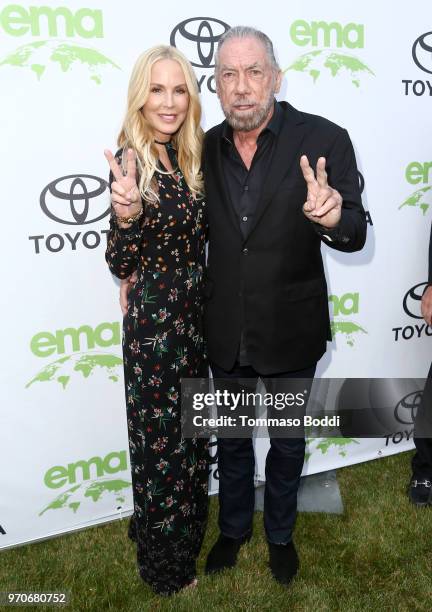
[202,26,367,585]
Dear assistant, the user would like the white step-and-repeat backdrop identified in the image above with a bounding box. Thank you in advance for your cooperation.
[1,0,431,548]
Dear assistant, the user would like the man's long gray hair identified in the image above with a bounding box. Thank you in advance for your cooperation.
[214,26,280,72]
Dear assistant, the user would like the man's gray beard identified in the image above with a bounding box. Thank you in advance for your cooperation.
[223,94,274,132]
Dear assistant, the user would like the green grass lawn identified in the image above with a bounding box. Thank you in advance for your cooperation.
[1,451,431,612]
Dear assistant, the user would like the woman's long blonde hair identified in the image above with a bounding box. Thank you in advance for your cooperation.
[118,45,204,202]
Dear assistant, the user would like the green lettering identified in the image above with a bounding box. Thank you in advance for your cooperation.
[67,456,104,484]
[328,294,339,316]
[103,451,127,474]
[94,322,121,348]
[329,293,359,316]
[311,21,343,48]
[343,23,364,49]
[339,293,359,316]
[423,162,432,183]
[406,162,425,185]
[74,8,103,39]
[0,5,29,36]
[55,325,95,354]
[44,466,68,489]
[290,20,364,49]
[0,5,104,39]
[30,331,57,357]
[290,20,311,46]
[28,6,74,37]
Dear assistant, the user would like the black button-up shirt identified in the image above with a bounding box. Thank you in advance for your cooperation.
[221,101,283,241]
[221,102,283,366]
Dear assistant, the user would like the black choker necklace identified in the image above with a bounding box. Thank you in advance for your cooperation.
[154,139,171,145]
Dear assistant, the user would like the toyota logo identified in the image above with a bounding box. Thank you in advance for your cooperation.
[403,282,428,319]
[40,175,110,225]
[412,32,432,74]
[394,391,422,425]
[170,17,230,68]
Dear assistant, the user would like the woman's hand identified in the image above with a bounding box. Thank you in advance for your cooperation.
[104,148,142,223]
[120,271,138,315]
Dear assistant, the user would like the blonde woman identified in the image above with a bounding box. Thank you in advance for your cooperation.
[104,46,208,596]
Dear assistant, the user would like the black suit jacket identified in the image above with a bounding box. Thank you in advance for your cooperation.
[202,101,367,374]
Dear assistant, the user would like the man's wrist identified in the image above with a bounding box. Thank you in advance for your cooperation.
[311,221,350,245]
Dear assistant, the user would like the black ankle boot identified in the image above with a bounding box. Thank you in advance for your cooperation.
[205,532,252,575]
[268,541,299,586]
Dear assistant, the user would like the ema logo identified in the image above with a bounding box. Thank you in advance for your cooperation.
[402,32,432,96]
[398,162,432,215]
[170,17,230,93]
[26,322,122,389]
[284,20,374,88]
[0,5,120,83]
[29,174,110,254]
[393,282,432,341]
[328,292,367,347]
[40,450,131,516]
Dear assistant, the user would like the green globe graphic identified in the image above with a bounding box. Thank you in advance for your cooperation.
[305,436,359,461]
[39,478,131,515]
[398,186,432,215]
[26,352,123,390]
[331,321,368,347]
[315,437,360,457]
[0,40,120,83]
[285,49,374,87]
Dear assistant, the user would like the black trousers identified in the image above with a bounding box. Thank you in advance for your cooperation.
[412,361,432,479]
[210,361,316,545]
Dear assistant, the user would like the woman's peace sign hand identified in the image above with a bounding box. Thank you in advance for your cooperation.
[104,148,142,219]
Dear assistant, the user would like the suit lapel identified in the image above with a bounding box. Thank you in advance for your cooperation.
[244,102,307,242]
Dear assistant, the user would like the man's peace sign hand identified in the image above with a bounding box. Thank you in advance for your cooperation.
[104,148,142,219]
[300,155,342,229]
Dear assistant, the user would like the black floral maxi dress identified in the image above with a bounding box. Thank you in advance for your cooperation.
[105,146,209,596]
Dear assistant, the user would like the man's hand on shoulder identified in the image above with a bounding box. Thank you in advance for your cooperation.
[300,155,342,229]
[120,271,138,316]
[421,285,432,326]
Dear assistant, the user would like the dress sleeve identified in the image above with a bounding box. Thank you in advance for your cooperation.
[104,149,144,279]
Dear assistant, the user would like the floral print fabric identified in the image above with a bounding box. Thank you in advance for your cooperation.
[105,147,209,596]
